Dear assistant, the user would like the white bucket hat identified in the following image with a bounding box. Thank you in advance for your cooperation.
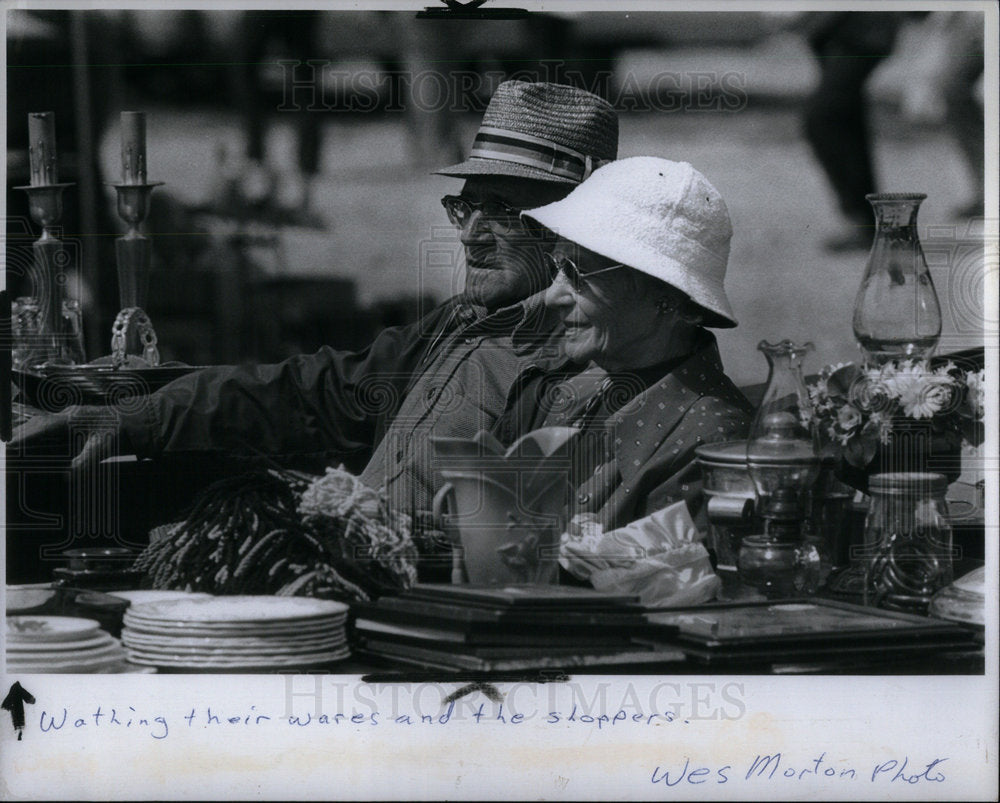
[523,157,738,328]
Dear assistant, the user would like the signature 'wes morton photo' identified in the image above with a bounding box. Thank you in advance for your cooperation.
[2,2,997,800]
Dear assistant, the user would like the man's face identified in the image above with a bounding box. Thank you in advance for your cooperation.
[449,176,570,310]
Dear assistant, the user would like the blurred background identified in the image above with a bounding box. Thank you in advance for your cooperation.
[5,8,989,386]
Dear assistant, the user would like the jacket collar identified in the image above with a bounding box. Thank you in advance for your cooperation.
[605,331,734,486]
[467,291,568,361]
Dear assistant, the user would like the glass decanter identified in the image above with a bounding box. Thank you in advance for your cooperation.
[741,341,823,597]
[852,193,942,366]
[746,340,821,512]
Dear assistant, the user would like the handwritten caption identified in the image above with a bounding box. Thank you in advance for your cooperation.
[32,703,949,788]
[36,701,700,740]
[651,752,947,787]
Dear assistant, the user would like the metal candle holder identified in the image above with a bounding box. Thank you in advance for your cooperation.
[108,179,164,365]
[106,111,164,365]
[14,180,80,367]
[111,180,163,312]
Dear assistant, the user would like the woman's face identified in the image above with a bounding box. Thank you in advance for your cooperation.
[543,239,668,372]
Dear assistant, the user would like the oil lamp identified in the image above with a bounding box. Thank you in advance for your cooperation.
[740,340,823,597]
[852,193,941,366]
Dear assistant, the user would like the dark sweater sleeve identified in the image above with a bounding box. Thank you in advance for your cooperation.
[119,300,464,465]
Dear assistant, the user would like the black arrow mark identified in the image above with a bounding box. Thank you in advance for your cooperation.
[417,0,528,20]
[443,682,503,705]
[2,682,37,741]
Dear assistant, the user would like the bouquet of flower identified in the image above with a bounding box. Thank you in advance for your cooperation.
[803,359,985,470]
[135,467,418,602]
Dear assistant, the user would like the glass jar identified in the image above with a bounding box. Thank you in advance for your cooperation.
[11,295,86,370]
[862,472,953,613]
[11,296,43,370]
[852,193,942,366]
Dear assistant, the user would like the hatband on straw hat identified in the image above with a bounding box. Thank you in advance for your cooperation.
[523,157,738,328]
[435,80,618,185]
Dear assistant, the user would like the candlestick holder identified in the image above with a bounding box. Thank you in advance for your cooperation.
[14,180,86,368]
[110,180,164,363]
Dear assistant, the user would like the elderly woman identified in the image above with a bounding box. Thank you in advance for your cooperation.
[495,156,753,535]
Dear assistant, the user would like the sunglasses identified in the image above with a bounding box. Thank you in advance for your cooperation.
[545,252,628,291]
[441,194,522,232]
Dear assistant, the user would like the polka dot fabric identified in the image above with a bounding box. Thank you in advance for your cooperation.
[552,333,753,531]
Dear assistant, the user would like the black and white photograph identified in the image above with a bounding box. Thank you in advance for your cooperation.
[2,0,997,799]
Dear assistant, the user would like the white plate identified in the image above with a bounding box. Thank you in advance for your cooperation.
[126,595,350,623]
[121,597,347,627]
[952,566,985,595]
[117,663,159,674]
[121,612,347,631]
[121,618,346,639]
[124,645,351,669]
[121,636,348,658]
[5,584,60,611]
[122,629,347,649]
[121,618,345,638]
[122,608,348,628]
[121,647,349,663]
[109,590,213,606]
[6,616,102,643]
[5,632,115,653]
[9,647,127,673]
[121,626,345,645]
[8,642,125,667]
[11,659,129,674]
[120,623,343,639]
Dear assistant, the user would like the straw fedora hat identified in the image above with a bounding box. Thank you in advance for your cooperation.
[435,80,618,185]
[523,157,738,328]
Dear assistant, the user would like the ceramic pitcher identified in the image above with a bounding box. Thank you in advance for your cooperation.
[431,427,578,585]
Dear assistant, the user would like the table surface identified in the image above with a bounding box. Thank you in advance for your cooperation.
[7,580,984,677]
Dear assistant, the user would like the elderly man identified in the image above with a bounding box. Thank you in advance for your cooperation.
[13,81,617,477]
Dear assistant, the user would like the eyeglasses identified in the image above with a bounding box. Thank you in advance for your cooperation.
[441,194,522,232]
[545,252,628,292]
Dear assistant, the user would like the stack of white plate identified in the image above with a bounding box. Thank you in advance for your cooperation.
[121,595,350,671]
[6,616,130,673]
[110,590,213,606]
